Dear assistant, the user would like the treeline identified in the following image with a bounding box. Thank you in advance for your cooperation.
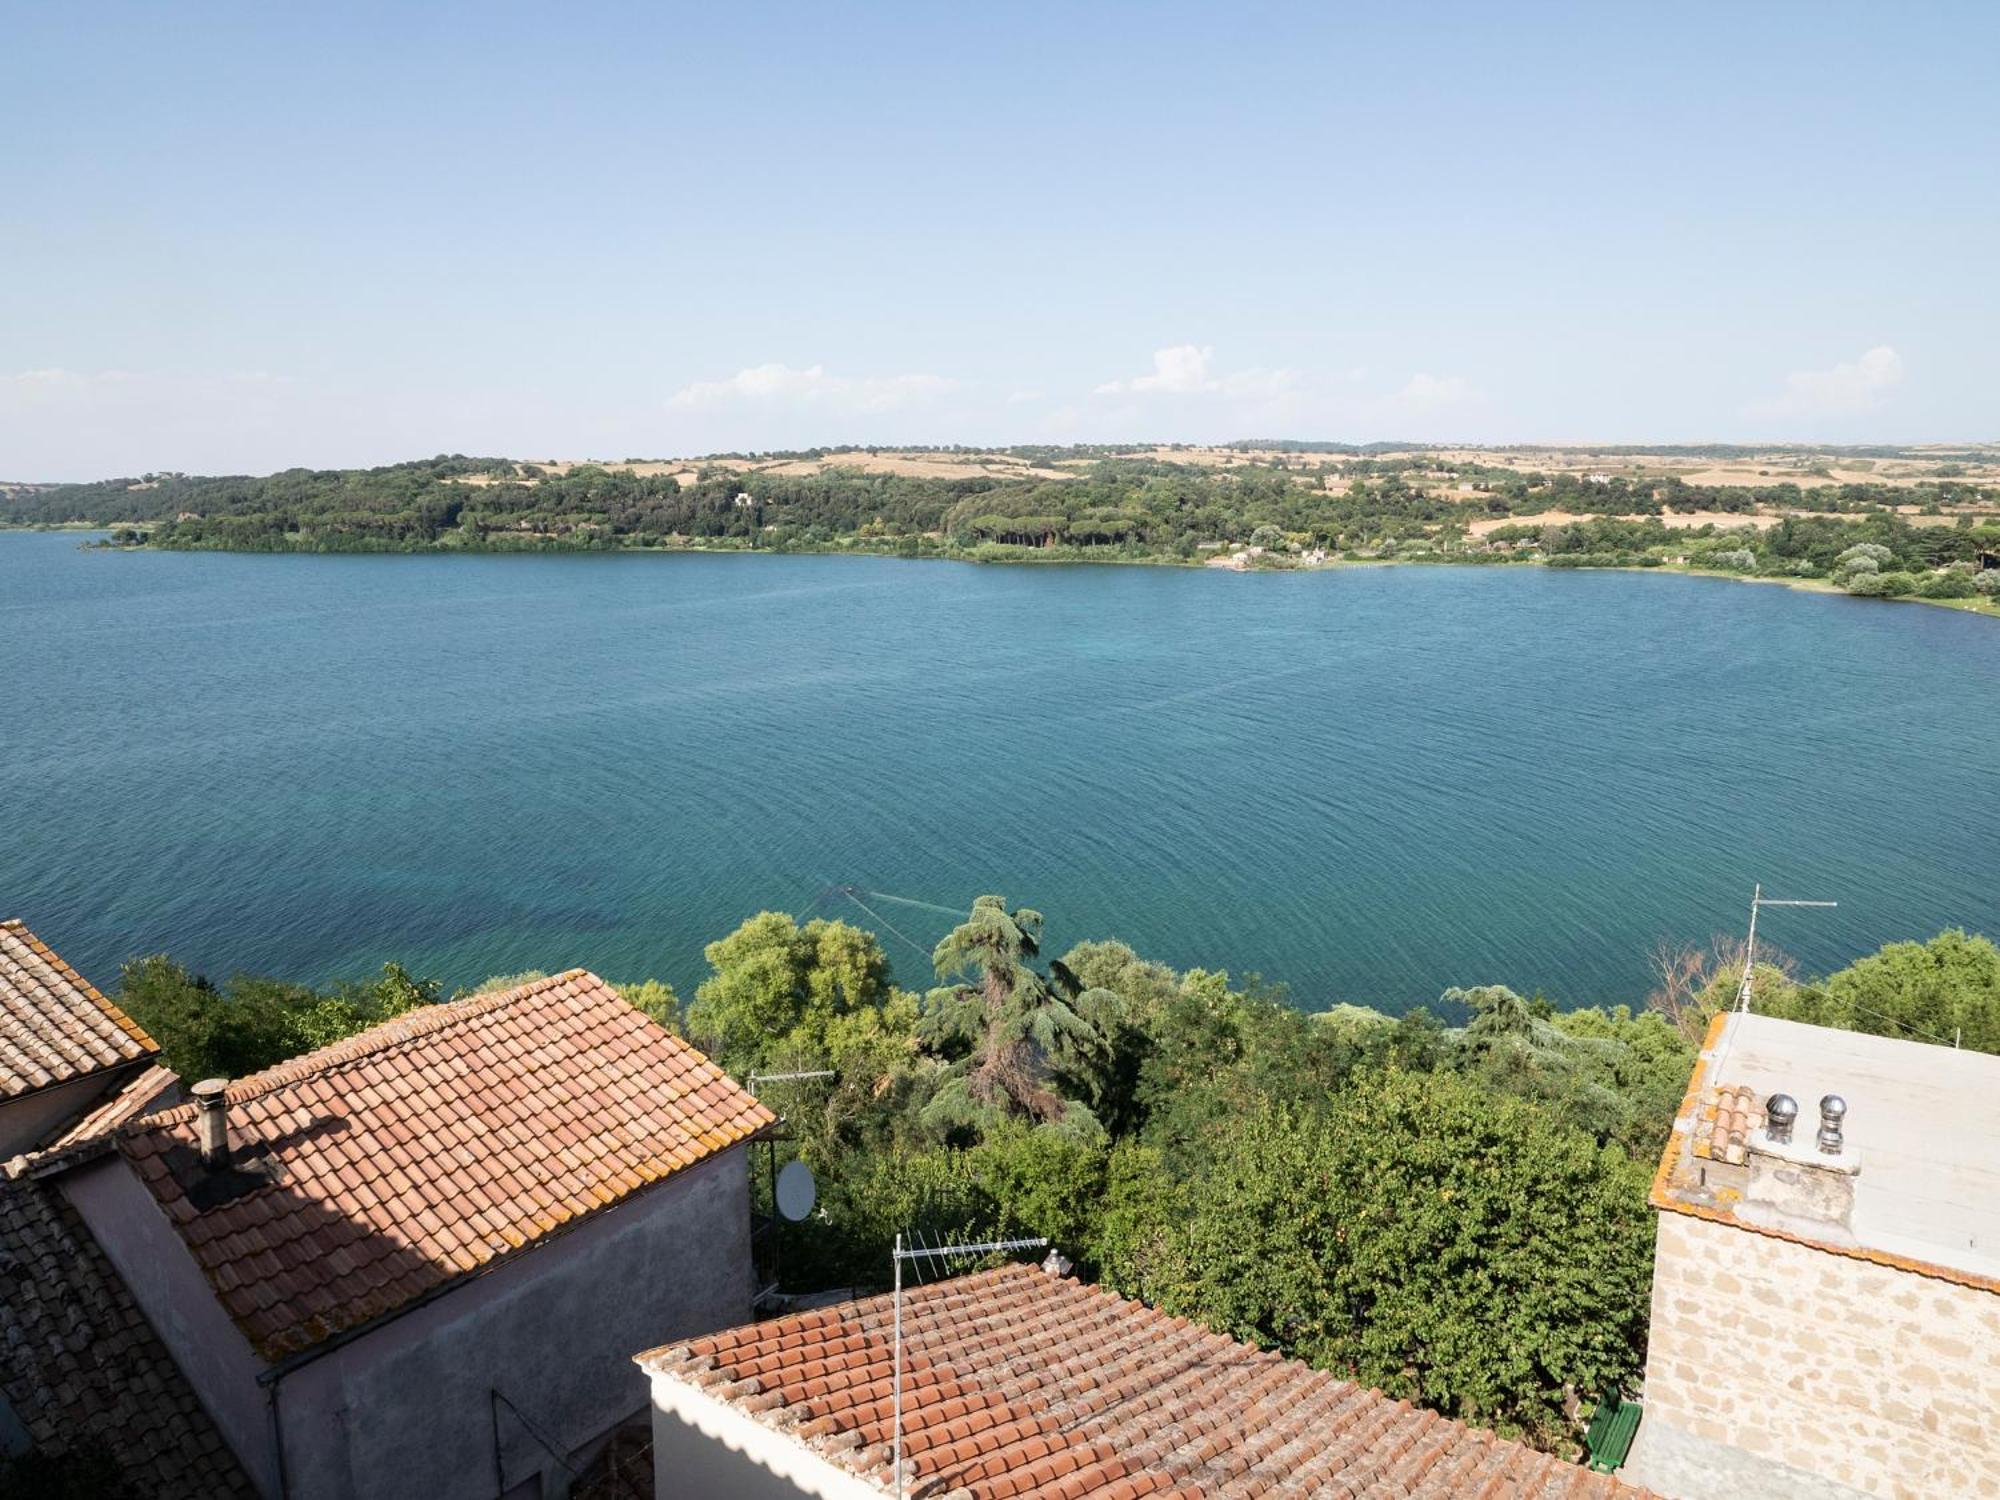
[1488,512,2000,598]
[16,449,1996,566]
[113,903,2000,1457]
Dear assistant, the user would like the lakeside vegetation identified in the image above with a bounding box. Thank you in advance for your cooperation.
[116,909,2000,1458]
[10,447,1998,611]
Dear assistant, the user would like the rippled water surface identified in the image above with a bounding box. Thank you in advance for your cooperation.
[3,534,1995,1010]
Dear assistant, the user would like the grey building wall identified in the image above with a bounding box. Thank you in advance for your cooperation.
[58,1152,279,1494]
[278,1146,755,1500]
[65,1141,756,1500]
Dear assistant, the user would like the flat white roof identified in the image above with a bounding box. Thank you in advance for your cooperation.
[1704,1011,2000,1282]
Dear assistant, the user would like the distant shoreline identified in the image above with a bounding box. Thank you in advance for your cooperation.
[17,524,1995,621]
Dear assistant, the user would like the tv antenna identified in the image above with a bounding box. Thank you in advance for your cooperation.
[1735,884,1837,1012]
[890,1232,1048,1499]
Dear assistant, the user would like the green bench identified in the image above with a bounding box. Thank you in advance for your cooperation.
[1584,1393,1641,1473]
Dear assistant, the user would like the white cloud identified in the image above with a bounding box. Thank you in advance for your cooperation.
[667,363,955,414]
[1096,344,1214,395]
[1396,373,1480,407]
[1093,345,1298,399]
[1751,345,1905,420]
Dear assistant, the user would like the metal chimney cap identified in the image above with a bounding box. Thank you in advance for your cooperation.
[1766,1094,1799,1123]
[191,1078,229,1107]
[1819,1094,1848,1120]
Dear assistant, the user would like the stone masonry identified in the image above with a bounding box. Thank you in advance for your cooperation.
[1642,1211,2000,1500]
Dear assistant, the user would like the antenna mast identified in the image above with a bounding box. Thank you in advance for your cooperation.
[890,1233,1048,1499]
[1735,884,1838,1012]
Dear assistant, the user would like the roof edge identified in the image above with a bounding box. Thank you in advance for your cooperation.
[1648,1008,2000,1298]
[1,917,162,1058]
[128,968,606,1127]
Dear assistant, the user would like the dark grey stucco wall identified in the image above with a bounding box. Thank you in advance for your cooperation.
[279,1145,755,1500]
[65,1142,755,1500]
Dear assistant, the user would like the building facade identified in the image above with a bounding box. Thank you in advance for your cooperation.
[1626,1010,2000,1500]
[41,968,772,1500]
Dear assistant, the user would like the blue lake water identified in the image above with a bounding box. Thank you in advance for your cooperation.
[2,532,1995,1013]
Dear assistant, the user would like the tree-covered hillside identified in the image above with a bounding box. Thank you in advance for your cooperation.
[11,449,1999,603]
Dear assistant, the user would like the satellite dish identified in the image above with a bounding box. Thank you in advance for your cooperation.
[776,1160,817,1222]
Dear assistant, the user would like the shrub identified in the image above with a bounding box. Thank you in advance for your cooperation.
[1975,571,2000,597]
[1835,542,1895,567]
[1919,572,1977,600]
[1703,548,1757,572]
[1846,571,1917,598]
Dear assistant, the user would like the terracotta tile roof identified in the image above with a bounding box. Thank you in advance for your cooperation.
[0,918,157,1098]
[1687,1082,1763,1165]
[0,1166,254,1497]
[639,1263,1650,1498]
[117,970,774,1361]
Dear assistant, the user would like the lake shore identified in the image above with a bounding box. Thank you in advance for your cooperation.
[55,525,1999,621]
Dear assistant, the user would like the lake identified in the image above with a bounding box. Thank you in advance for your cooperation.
[3,533,1995,1014]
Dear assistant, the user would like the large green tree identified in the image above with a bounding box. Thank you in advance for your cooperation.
[915,896,1113,1138]
[118,958,438,1080]
[684,912,899,1072]
[1765,929,2000,1052]
[1444,985,1693,1159]
[1104,1068,1655,1447]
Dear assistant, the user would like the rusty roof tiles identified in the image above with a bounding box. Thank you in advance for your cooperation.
[639,1262,1647,1499]
[118,969,773,1360]
[0,918,157,1098]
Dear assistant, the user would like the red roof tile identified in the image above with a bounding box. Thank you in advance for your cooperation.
[119,970,773,1360]
[0,919,158,1098]
[639,1263,1650,1498]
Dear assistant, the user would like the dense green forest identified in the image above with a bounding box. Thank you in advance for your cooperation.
[116,909,2000,1457]
[9,451,1998,603]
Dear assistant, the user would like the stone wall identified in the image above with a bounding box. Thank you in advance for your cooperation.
[1640,1210,2000,1500]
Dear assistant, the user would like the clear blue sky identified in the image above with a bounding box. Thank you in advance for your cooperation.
[5,2,1996,477]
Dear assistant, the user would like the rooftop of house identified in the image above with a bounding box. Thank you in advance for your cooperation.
[112,969,773,1360]
[1652,1009,2000,1291]
[0,918,157,1099]
[637,1261,1646,1499]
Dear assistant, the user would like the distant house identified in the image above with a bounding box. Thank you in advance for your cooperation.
[30,968,774,1500]
[634,1260,1641,1498]
[1624,1011,2000,1499]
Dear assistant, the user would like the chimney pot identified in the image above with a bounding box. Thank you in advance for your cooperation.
[1765,1093,1799,1145]
[191,1078,230,1169]
[1817,1093,1848,1155]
